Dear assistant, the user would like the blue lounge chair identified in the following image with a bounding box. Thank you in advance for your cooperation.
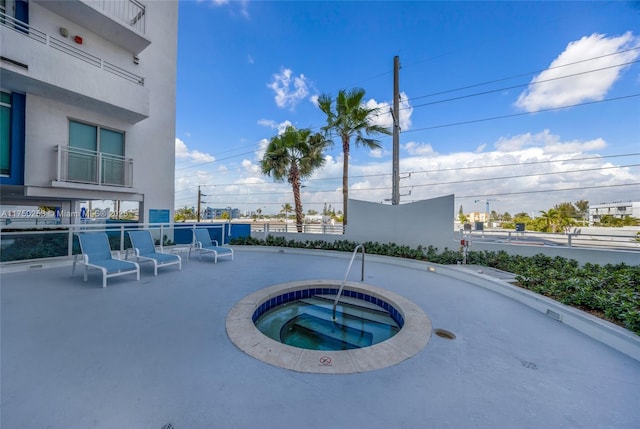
[73,232,140,288]
[192,228,234,263]
[126,230,182,276]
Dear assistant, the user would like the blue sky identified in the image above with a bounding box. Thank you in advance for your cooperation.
[174,0,640,217]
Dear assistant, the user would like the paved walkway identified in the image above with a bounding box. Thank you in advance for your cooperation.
[2,248,639,428]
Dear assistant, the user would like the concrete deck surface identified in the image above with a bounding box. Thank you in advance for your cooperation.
[1,247,639,428]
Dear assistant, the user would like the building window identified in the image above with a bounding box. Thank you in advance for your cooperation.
[1,91,11,176]
[68,120,125,185]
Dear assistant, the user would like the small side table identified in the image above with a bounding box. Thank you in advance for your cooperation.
[166,246,191,263]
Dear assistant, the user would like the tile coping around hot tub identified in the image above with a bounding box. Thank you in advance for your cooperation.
[226,279,432,374]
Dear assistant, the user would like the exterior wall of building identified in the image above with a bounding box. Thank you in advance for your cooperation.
[0,0,177,223]
[589,201,640,224]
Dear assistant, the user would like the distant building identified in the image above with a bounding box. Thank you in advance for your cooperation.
[203,207,240,220]
[589,201,640,225]
[466,211,489,223]
[1,1,178,223]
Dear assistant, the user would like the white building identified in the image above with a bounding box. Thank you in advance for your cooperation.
[589,201,640,225]
[1,0,178,223]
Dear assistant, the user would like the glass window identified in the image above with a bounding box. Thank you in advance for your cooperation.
[1,91,11,176]
[68,121,97,182]
[68,120,125,185]
[99,128,124,185]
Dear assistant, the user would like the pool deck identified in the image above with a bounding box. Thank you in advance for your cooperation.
[2,247,639,428]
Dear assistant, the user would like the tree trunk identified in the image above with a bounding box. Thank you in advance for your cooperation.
[290,163,304,233]
[342,134,350,228]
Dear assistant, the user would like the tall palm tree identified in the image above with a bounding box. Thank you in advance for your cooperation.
[261,126,328,233]
[317,88,391,226]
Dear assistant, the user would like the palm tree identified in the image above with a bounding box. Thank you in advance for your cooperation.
[261,126,328,233]
[281,203,293,220]
[539,208,561,233]
[317,88,391,226]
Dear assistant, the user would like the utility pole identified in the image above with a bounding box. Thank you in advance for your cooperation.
[197,186,201,222]
[391,55,400,205]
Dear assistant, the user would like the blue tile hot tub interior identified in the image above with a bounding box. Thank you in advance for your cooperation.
[253,288,404,351]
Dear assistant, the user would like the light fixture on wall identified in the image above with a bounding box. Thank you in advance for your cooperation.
[59,27,68,37]
[74,35,83,44]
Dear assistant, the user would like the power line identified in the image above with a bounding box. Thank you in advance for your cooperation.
[402,93,640,134]
[175,149,259,171]
[408,163,640,188]
[175,163,639,199]
[405,153,640,175]
[456,182,640,199]
[405,46,640,103]
[178,181,640,207]
[404,60,640,112]
[174,152,640,194]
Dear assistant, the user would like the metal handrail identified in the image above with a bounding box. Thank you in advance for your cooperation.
[0,11,144,86]
[333,244,365,321]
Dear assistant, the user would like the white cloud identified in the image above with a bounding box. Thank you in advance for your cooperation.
[247,54,254,64]
[516,32,640,112]
[403,141,434,156]
[494,129,607,153]
[174,131,637,221]
[210,0,249,19]
[175,138,215,163]
[268,68,310,109]
[370,148,383,158]
[257,119,293,135]
[365,91,413,131]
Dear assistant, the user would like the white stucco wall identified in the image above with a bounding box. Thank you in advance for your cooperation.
[345,196,455,250]
[261,195,456,250]
[3,1,177,222]
[125,1,178,222]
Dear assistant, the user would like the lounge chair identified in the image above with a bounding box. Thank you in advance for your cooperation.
[192,228,234,263]
[126,230,182,276]
[73,232,140,288]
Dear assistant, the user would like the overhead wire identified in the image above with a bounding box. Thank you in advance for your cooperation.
[402,93,640,134]
[405,46,640,103]
[174,46,640,205]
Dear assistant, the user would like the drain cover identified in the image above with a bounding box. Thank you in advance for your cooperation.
[434,328,456,340]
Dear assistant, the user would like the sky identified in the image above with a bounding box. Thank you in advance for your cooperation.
[174,0,640,218]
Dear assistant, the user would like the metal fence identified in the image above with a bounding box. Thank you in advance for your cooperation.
[0,222,247,263]
[458,229,640,250]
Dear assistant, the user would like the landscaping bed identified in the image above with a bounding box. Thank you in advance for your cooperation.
[230,236,640,335]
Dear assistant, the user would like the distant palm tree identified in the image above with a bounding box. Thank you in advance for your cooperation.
[539,208,562,233]
[281,203,293,219]
[317,88,391,226]
[261,126,328,233]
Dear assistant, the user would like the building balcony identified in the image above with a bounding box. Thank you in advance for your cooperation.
[33,0,150,54]
[0,12,149,123]
[55,145,133,188]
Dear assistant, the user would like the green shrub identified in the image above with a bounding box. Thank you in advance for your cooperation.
[230,236,640,334]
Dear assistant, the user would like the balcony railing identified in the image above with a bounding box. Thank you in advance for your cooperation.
[56,145,133,188]
[85,0,146,34]
[0,11,144,85]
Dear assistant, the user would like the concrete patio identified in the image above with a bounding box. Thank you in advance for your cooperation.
[1,247,639,428]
